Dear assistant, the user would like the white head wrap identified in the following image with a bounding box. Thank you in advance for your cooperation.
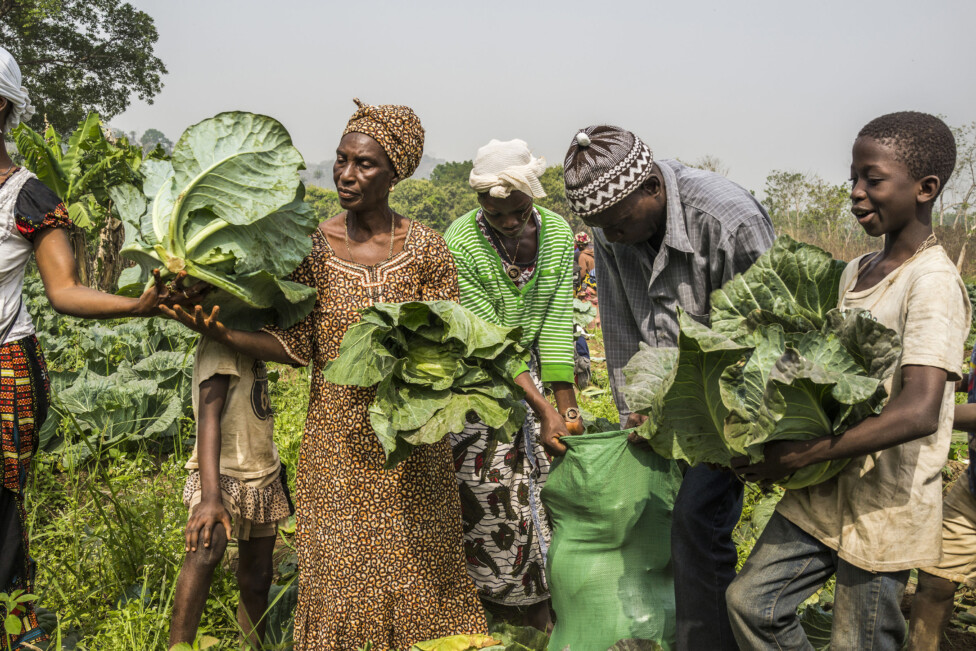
[469,138,547,199]
[0,47,35,133]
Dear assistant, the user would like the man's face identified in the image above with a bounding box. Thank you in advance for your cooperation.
[581,174,667,245]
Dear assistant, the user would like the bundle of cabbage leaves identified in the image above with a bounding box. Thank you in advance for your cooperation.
[622,235,902,489]
[324,301,528,468]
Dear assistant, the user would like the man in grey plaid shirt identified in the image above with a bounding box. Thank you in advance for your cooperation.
[563,125,774,651]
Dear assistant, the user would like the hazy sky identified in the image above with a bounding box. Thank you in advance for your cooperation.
[115,0,976,195]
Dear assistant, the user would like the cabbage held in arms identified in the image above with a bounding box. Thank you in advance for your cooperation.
[323,301,528,469]
[114,112,320,331]
[621,235,902,489]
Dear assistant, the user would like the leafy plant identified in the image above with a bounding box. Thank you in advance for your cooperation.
[622,236,902,488]
[323,301,527,468]
[12,112,142,229]
[115,111,320,331]
[1,590,37,647]
[573,298,597,329]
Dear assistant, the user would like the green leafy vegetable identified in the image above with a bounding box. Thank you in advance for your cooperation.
[324,301,527,467]
[116,112,320,330]
[574,298,597,329]
[622,236,902,488]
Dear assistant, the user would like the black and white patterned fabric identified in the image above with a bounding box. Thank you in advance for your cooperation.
[563,125,654,217]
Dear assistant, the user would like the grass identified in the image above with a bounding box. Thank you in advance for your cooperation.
[16,323,976,648]
[18,364,310,650]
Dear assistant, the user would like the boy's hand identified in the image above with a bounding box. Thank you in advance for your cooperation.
[731,440,810,483]
[185,498,232,552]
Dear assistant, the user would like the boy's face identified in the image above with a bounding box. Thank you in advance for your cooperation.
[849,136,920,237]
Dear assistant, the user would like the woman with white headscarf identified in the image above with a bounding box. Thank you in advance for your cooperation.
[0,46,191,649]
[444,139,581,630]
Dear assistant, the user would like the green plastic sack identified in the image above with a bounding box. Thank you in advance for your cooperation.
[542,429,681,651]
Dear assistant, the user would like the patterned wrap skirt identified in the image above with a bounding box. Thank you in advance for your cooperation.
[450,354,551,607]
[0,335,50,650]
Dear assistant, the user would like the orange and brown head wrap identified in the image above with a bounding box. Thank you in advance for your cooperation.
[342,98,425,180]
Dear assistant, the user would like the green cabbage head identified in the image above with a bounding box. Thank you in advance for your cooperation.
[622,236,902,489]
[114,112,320,331]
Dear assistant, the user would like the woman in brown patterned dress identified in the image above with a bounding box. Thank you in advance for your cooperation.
[164,100,486,650]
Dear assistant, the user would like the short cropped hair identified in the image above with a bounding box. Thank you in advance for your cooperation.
[858,111,956,196]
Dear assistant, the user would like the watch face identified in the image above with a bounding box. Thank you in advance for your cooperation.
[565,407,580,420]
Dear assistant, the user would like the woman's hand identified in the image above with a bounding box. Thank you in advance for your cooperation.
[185,498,232,552]
[539,409,571,457]
[159,303,229,340]
[133,270,210,317]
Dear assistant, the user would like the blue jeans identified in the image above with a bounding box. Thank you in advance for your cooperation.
[672,464,744,651]
[727,512,910,650]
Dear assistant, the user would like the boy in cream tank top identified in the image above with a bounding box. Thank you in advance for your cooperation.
[726,112,970,650]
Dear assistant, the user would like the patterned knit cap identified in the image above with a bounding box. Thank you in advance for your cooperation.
[563,125,654,217]
[343,98,425,179]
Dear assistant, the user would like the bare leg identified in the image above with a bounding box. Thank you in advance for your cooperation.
[169,527,228,647]
[236,534,276,650]
[908,570,958,651]
[523,599,553,634]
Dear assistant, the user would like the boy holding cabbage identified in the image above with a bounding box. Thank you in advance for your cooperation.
[727,112,970,650]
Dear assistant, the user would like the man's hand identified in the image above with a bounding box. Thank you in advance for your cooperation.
[185,498,232,552]
[540,410,571,457]
[731,440,810,483]
[624,412,650,446]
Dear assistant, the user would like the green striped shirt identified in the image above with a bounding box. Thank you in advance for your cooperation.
[445,205,576,384]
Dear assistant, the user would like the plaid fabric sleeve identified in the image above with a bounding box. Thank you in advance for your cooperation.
[594,231,644,420]
[723,213,776,282]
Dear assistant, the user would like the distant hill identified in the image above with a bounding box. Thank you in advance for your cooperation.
[300,154,446,186]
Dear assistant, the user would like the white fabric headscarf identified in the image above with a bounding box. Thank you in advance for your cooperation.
[469,138,547,199]
[0,46,34,133]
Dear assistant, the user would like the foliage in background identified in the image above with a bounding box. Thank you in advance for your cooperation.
[12,112,156,290]
[303,162,585,234]
[0,0,166,134]
[23,273,198,467]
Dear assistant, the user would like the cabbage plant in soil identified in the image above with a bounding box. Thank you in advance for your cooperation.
[323,301,527,468]
[622,235,902,489]
[114,111,320,331]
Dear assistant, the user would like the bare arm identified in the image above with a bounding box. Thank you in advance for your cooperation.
[955,403,976,432]
[186,374,232,552]
[34,228,204,318]
[735,365,949,482]
[161,304,295,365]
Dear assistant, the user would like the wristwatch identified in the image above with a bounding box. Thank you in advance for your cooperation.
[562,407,581,422]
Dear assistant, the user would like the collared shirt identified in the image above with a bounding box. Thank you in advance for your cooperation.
[594,159,775,419]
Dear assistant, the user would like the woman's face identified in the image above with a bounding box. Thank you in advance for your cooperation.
[478,190,534,238]
[333,132,397,211]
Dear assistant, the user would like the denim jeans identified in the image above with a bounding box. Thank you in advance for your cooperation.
[727,512,910,650]
[671,464,744,651]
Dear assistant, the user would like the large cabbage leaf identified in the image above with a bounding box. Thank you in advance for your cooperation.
[622,237,902,489]
[710,234,847,336]
[324,301,527,468]
[116,112,320,331]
